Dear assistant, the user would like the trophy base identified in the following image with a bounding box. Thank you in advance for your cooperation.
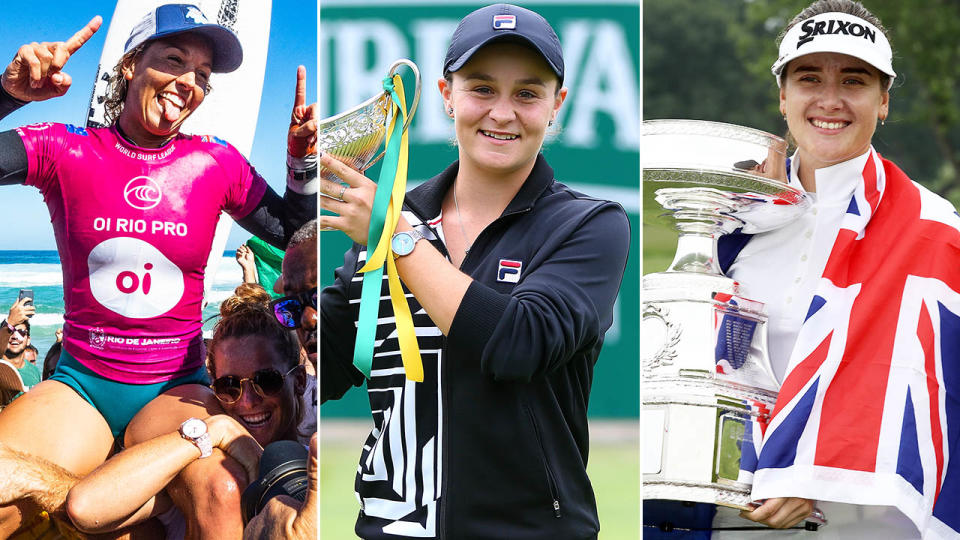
[642,387,771,511]
[643,499,767,532]
[643,272,778,515]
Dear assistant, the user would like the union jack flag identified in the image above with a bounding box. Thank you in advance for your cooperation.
[750,149,960,538]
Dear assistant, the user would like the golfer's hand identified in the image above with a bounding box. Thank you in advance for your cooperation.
[740,497,815,529]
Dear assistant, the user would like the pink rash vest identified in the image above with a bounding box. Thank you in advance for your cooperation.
[16,122,266,383]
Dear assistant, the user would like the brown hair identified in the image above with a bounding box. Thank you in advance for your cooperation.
[208,283,300,379]
[778,0,892,89]
[103,44,146,127]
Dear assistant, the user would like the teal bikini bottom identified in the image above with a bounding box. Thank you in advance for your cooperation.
[49,349,210,439]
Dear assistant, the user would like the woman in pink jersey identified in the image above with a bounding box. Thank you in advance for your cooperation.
[0,4,316,537]
[65,283,310,537]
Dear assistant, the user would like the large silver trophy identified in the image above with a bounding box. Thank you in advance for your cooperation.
[642,120,812,528]
[318,59,421,185]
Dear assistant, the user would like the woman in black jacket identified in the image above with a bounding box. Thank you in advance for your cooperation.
[320,4,630,539]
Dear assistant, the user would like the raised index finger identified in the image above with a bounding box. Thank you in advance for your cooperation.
[65,16,103,55]
[293,65,307,109]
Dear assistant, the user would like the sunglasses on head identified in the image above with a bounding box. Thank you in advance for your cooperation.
[269,288,317,329]
[211,365,301,404]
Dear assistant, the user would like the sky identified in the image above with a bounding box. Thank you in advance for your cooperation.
[0,1,317,251]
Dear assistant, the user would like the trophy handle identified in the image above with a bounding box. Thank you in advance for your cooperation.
[388,58,421,133]
[365,59,421,170]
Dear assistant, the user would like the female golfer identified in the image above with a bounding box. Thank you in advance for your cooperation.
[320,4,629,539]
[0,3,316,537]
[717,1,960,537]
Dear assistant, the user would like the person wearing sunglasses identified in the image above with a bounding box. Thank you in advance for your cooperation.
[208,284,308,448]
[275,219,318,372]
[0,299,40,403]
[270,289,317,338]
[64,283,310,536]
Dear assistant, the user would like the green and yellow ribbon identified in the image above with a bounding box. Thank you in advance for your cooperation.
[352,74,423,382]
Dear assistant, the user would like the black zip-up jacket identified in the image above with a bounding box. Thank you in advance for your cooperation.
[321,154,630,539]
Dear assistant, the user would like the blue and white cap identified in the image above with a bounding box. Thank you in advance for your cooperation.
[444,4,564,85]
[124,4,243,73]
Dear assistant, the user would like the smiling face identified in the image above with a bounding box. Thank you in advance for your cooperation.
[780,52,889,175]
[118,33,213,147]
[4,324,28,359]
[212,336,303,446]
[440,42,566,178]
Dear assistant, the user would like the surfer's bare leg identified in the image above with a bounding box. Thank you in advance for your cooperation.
[126,384,246,540]
[0,380,114,535]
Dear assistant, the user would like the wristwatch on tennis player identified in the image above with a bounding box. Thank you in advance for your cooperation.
[179,418,213,458]
[392,228,425,258]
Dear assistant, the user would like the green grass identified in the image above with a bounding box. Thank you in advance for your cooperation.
[321,428,639,539]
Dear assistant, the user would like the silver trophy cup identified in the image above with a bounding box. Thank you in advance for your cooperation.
[318,59,421,185]
[642,120,812,525]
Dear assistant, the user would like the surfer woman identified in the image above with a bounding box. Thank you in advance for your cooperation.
[0,4,316,537]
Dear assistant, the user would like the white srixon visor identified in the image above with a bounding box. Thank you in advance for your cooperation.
[771,12,895,88]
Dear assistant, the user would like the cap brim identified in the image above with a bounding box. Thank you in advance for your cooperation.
[446,32,562,79]
[149,25,244,73]
[772,47,895,79]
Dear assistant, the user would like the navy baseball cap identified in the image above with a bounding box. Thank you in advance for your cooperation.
[124,4,243,73]
[444,4,564,85]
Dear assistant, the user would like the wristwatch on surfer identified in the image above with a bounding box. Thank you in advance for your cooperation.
[179,418,213,458]
[392,229,425,258]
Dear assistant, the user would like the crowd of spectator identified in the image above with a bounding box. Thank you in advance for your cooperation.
[0,221,318,539]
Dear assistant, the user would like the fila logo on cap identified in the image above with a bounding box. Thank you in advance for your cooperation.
[497,259,522,283]
[493,14,516,30]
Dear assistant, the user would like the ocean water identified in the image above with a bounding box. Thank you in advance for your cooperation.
[0,250,243,358]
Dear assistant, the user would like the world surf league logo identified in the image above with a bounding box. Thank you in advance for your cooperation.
[797,17,877,48]
[123,176,163,210]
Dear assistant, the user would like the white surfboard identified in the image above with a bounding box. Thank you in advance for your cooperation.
[85,0,272,307]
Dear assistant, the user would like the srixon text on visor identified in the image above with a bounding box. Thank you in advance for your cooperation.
[797,19,877,47]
